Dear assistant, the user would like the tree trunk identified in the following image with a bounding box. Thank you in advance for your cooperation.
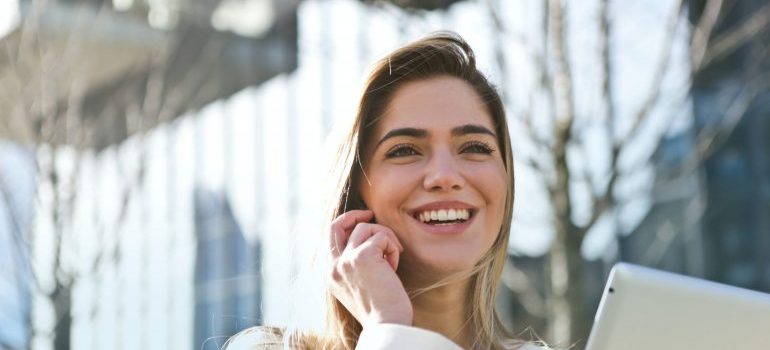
[52,284,72,350]
[547,235,589,346]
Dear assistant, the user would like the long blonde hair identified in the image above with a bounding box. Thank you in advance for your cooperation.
[225,31,520,350]
[322,31,518,350]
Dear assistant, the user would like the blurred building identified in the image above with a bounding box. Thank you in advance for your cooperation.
[0,0,298,149]
[625,0,770,292]
[0,0,298,349]
[692,0,770,291]
[620,132,704,272]
[0,144,35,350]
[504,1,770,341]
[193,189,262,350]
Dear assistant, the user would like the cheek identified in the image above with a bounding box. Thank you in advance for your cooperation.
[468,163,508,216]
[362,165,420,218]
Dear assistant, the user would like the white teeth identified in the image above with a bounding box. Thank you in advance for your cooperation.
[417,209,471,223]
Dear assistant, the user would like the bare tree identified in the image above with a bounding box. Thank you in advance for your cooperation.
[0,0,253,348]
[2,5,149,349]
[487,0,770,346]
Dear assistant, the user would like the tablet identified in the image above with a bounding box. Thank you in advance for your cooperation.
[585,263,770,350]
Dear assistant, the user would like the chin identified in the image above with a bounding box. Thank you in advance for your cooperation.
[409,246,483,276]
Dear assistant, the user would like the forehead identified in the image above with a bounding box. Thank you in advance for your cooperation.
[375,76,494,135]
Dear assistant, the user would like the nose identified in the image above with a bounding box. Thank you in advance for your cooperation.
[423,150,465,192]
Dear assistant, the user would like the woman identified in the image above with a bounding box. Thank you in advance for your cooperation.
[226,32,546,350]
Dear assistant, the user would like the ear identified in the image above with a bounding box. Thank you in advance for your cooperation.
[356,196,369,211]
[354,197,376,223]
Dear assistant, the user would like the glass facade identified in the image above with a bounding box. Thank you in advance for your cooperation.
[193,189,262,350]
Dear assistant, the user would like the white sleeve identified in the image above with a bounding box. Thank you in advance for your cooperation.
[356,324,464,350]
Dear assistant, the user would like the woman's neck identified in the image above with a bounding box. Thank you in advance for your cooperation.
[407,278,475,349]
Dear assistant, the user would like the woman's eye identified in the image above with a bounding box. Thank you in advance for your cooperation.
[462,141,495,155]
[385,145,420,158]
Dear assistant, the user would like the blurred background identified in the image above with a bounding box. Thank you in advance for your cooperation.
[0,0,768,349]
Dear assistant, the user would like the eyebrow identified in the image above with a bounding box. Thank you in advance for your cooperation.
[375,123,496,149]
[451,124,497,138]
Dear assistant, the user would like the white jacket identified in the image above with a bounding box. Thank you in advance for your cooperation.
[356,323,465,349]
[225,323,546,350]
[357,324,545,350]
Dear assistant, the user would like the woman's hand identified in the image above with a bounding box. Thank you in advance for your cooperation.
[328,209,413,327]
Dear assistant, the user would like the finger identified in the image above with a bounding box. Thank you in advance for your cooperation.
[361,232,401,271]
[348,224,402,270]
[348,223,404,254]
[370,226,403,253]
[370,224,404,252]
[348,222,388,249]
[330,210,374,258]
[381,235,400,271]
[383,228,404,252]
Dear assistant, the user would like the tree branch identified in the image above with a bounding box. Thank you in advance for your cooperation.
[690,0,725,70]
[617,0,684,145]
[700,1,770,69]
[695,76,767,160]
[577,160,617,238]
[501,259,547,318]
[549,0,575,142]
[484,0,554,155]
[577,0,684,238]
[599,0,614,144]
[548,0,578,240]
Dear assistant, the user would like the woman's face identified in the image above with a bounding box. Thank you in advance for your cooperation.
[359,76,508,275]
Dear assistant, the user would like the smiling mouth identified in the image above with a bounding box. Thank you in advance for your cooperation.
[412,208,475,225]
